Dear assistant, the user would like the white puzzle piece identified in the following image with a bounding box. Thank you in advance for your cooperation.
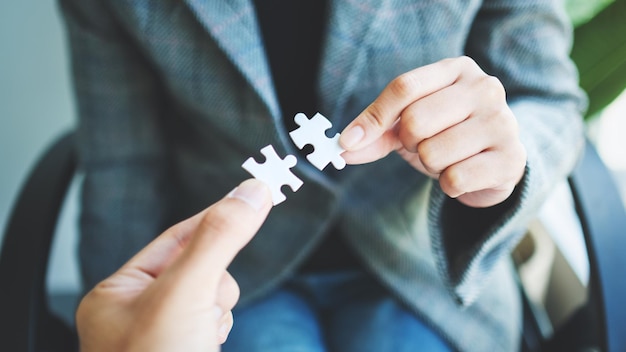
[242,144,303,205]
[288,112,346,170]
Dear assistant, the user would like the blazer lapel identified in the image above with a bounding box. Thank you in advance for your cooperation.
[183,0,380,130]
[184,0,280,119]
[319,0,381,126]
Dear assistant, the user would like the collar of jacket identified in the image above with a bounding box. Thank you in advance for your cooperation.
[183,0,379,124]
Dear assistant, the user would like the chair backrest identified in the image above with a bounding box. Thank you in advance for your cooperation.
[521,140,626,352]
[565,141,626,351]
[0,131,77,352]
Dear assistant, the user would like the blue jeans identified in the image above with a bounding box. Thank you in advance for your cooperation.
[222,269,453,352]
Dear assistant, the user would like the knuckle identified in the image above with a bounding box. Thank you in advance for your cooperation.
[199,205,235,240]
[456,55,477,68]
[517,143,528,165]
[508,142,528,174]
[231,282,241,303]
[481,75,506,102]
[440,167,466,196]
[401,112,429,142]
[447,55,480,73]
[416,141,442,173]
[363,103,386,129]
[489,108,519,141]
[220,274,241,307]
[501,111,519,135]
[390,72,421,97]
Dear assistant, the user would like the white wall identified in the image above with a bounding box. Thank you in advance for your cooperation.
[0,0,81,293]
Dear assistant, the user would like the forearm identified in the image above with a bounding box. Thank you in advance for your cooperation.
[60,0,173,289]
[429,0,586,304]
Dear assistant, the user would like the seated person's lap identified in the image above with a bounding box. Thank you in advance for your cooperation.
[222,269,452,352]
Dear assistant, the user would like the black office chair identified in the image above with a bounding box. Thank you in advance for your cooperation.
[0,131,77,352]
[1,130,625,352]
[519,140,626,352]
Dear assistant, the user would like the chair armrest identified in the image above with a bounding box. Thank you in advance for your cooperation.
[0,131,77,351]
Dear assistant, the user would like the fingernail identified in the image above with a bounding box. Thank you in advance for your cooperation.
[228,179,270,211]
[340,125,364,149]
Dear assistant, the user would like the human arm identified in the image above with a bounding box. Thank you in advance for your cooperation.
[76,179,272,352]
[339,56,527,208]
[340,0,586,304]
[59,0,174,288]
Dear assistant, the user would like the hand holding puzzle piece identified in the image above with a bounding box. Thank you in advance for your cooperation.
[289,112,346,171]
[242,112,345,205]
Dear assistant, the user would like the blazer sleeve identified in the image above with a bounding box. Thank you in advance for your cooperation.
[59,0,173,291]
[428,0,588,305]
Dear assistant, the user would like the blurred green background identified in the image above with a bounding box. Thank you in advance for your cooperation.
[566,0,614,26]
[567,0,626,118]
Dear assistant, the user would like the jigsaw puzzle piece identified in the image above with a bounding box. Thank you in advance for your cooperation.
[242,145,303,205]
[306,133,346,171]
[289,112,346,171]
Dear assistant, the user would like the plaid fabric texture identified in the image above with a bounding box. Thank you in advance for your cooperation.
[59,0,586,350]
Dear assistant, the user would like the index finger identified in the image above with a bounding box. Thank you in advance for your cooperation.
[167,179,272,290]
[120,179,272,284]
[339,57,466,151]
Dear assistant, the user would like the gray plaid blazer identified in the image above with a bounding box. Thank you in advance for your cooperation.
[60,0,586,350]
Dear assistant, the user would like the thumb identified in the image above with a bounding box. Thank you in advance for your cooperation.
[339,60,459,152]
[165,179,272,290]
[338,73,420,152]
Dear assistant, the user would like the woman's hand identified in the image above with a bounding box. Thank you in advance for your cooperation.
[76,179,272,352]
[340,56,527,208]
